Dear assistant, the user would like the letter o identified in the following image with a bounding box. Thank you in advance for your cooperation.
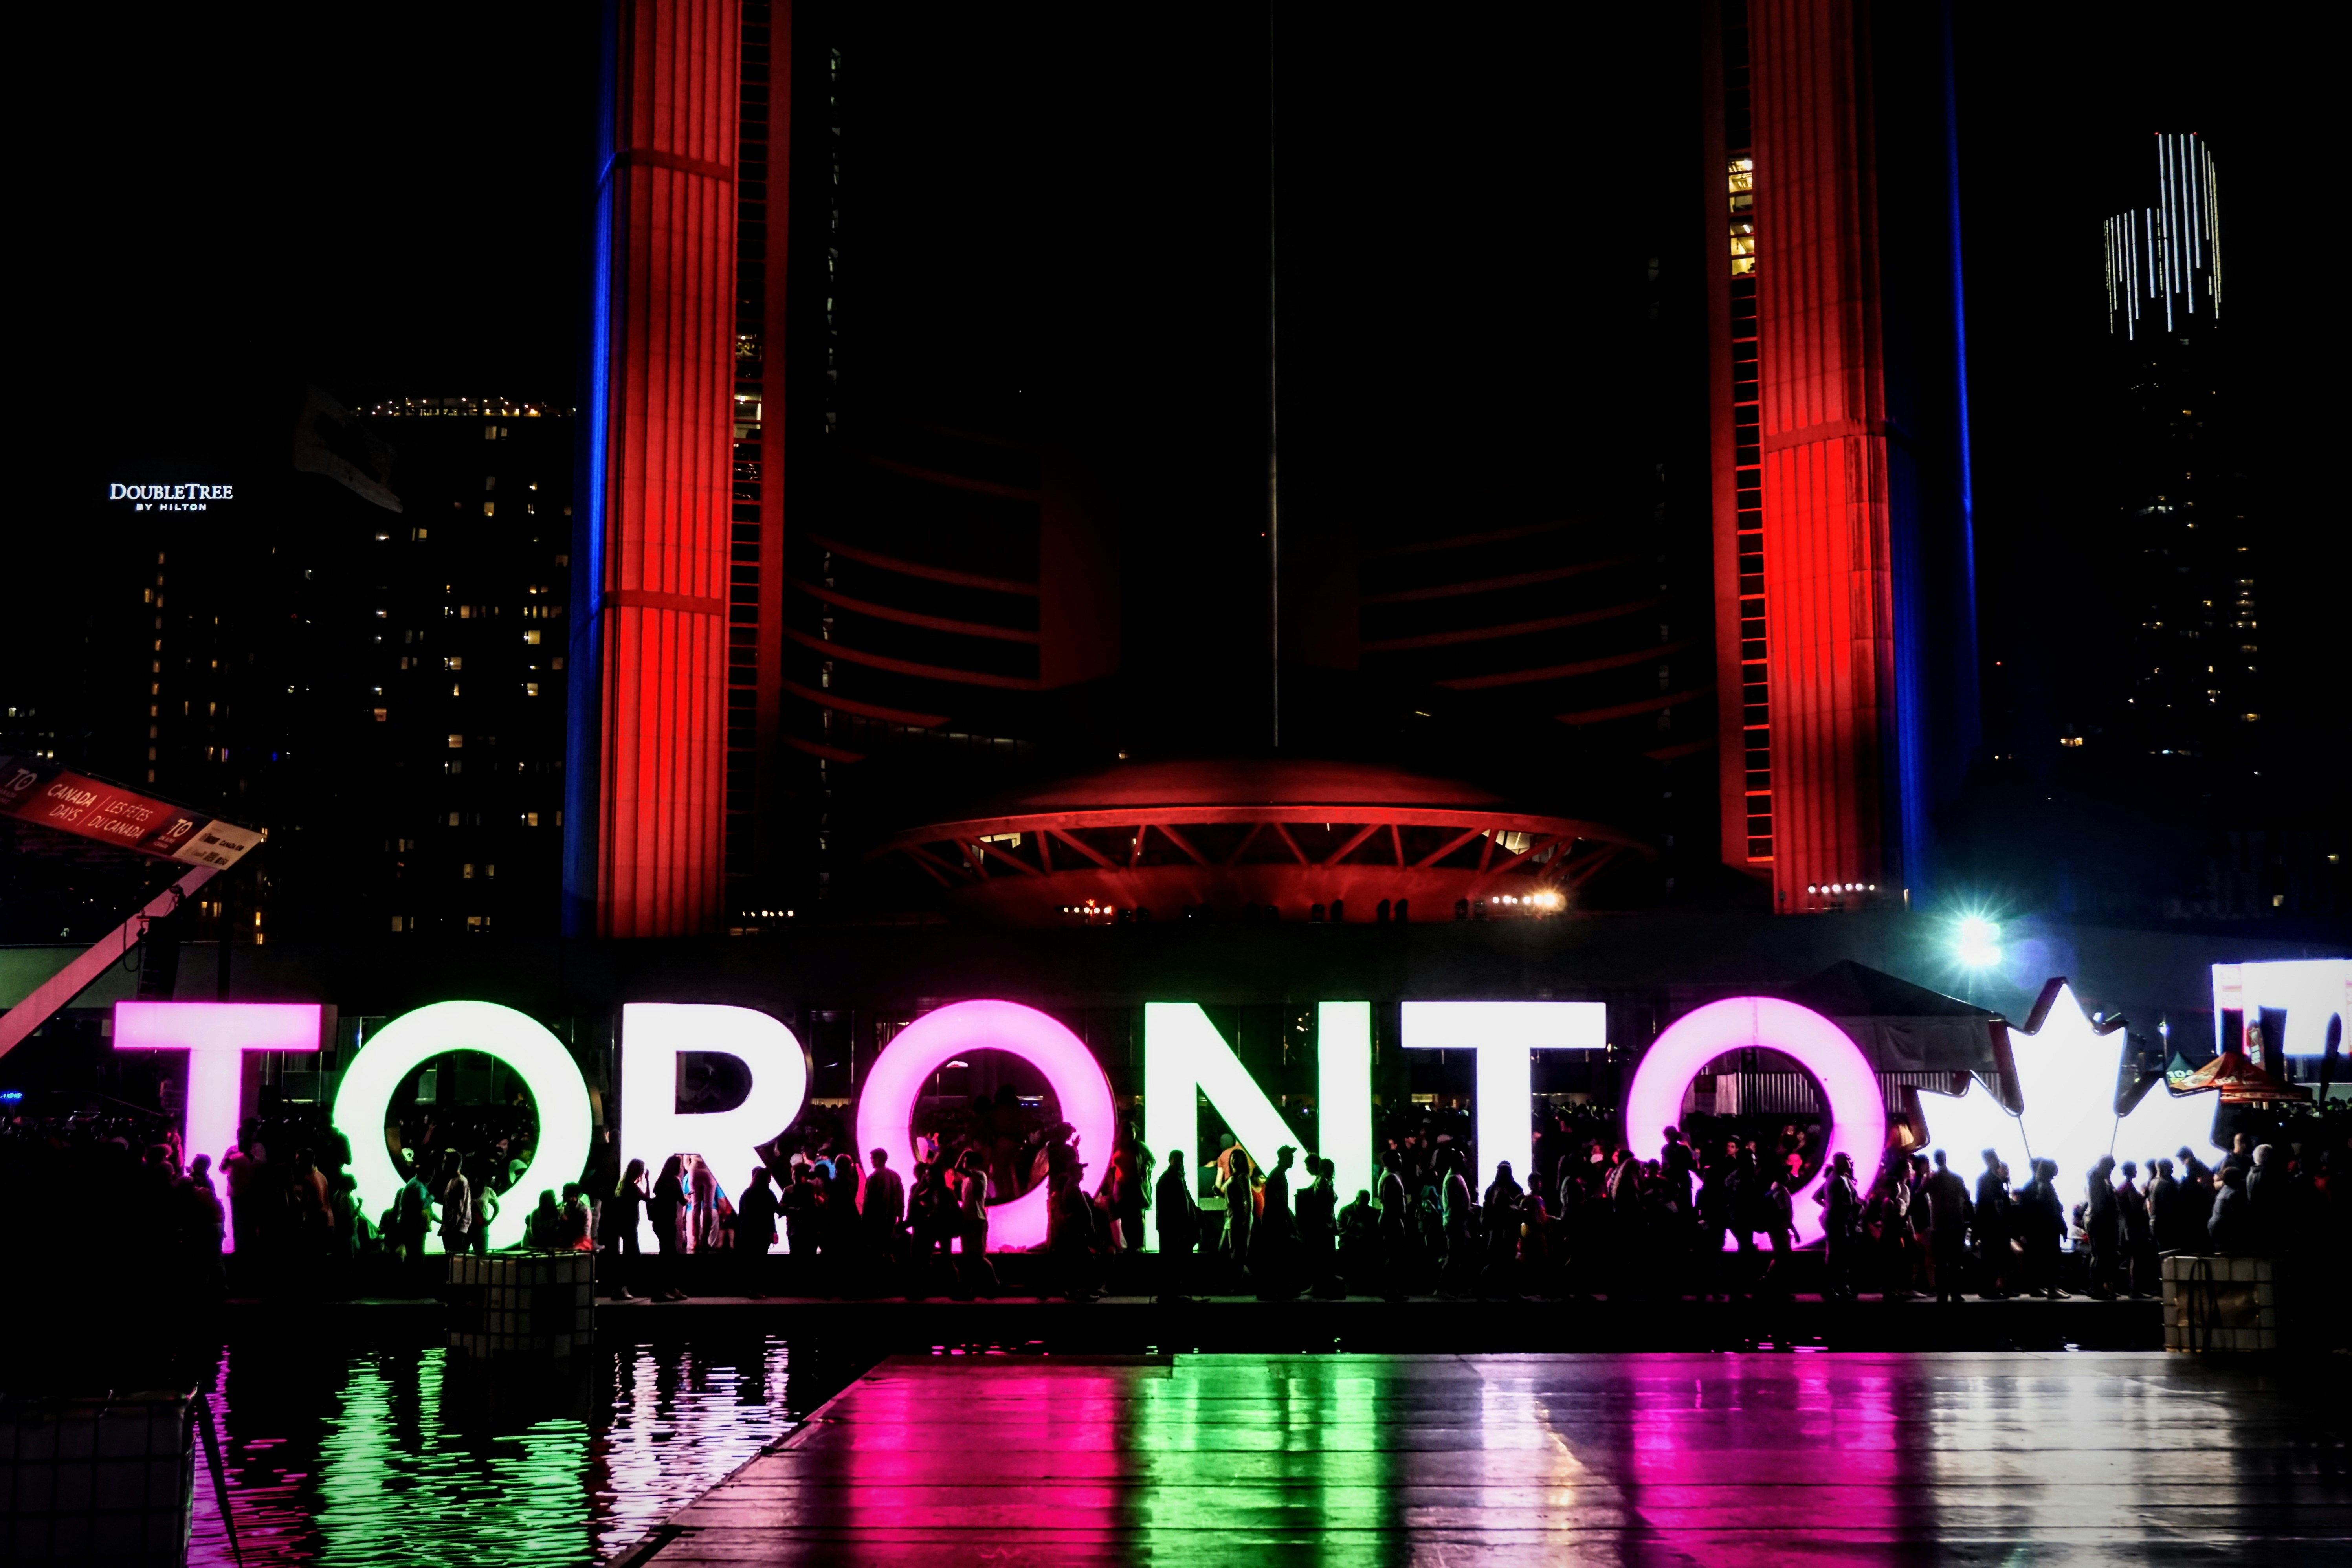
[854,999,1115,1252]
[1624,995,1886,1250]
[332,1000,593,1253]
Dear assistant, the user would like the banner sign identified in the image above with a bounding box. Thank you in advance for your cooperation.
[0,755,265,868]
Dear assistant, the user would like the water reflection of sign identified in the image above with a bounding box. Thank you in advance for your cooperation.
[108,482,233,512]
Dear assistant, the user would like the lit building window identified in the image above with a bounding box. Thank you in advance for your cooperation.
[525,682,540,697]
[372,708,388,723]
[448,734,464,748]
[525,630,543,645]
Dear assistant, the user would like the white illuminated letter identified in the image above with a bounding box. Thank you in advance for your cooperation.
[619,1003,809,1253]
[1145,1002,1376,1253]
[1315,1001,1374,1209]
[1401,1001,1605,1193]
[2214,959,2350,1059]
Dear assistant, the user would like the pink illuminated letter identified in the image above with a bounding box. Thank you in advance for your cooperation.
[114,1001,321,1253]
[1623,996,1885,1250]
[854,1000,1115,1252]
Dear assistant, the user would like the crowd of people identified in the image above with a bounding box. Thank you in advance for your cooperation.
[4,1093,2346,1308]
[582,1099,2352,1308]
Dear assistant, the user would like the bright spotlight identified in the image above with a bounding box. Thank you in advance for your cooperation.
[1954,915,2002,969]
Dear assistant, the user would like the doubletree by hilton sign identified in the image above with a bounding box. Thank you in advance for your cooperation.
[114,975,2265,1255]
[108,482,234,512]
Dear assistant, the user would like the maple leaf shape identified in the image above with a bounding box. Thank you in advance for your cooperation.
[1917,979,2222,1196]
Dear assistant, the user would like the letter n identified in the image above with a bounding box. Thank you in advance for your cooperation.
[1141,1001,1371,1252]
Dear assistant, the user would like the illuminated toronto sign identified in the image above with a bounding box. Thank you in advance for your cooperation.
[115,984,2236,1256]
[2213,959,2349,1058]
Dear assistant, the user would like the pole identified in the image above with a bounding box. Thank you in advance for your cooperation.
[0,865,219,1062]
[1266,0,1281,750]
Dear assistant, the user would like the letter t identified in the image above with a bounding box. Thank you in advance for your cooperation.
[1401,1001,1605,1194]
[114,1002,321,1253]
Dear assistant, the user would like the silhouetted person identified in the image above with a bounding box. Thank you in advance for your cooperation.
[1438,1150,1477,1298]
[738,1168,780,1298]
[2147,1157,2191,1254]
[1154,1147,1198,1303]
[1375,1161,1410,1301]
[2084,1156,2121,1300]
[1255,1146,1299,1300]
[1820,1152,1862,1302]
[1481,1161,1525,1297]
[527,1188,563,1248]
[1754,1169,1794,1298]
[2220,1132,2252,1178]
[650,1154,689,1301]
[2207,1165,2252,1253]
[1222,1146,1255,1289]
[950,1149,998,1300]
[862,1148,906,1286]
[1924,1150,1972,1304]
[1695,1155,1734,1300]
[1046,1165,1097,1300]
[1972,1150,2011,1298]
[2018,1159,2065,1298]
[1300,1156,1342,1299]
[434,1150,472,1260]
[388,1159,431,1278]
[2244,1144,2284,1253]
[609,1157,648,1299]
[2115,1161,2155,1295]
[1338,1187,1380,1291]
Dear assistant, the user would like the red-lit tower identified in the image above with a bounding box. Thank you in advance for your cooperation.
[1703,0,1979,913]
[565,0,743,936]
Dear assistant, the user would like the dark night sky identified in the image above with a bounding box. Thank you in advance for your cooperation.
[17,2,2334,789]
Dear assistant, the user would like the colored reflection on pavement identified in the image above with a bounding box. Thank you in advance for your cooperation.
[662,1351,2346,1563]
[185,1337,859,1566]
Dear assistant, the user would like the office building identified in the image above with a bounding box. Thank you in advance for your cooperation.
[569,0,1985,937]
[1700,0,1980,914]
[2096,133,2258,766]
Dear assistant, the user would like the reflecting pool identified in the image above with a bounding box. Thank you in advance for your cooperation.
[186,1337,866,1566]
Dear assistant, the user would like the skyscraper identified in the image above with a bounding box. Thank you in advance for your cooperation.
[565,0,742,938]
[568,1,1988,937]
[1701,0,1980,913]
[2097,133,2257,765]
